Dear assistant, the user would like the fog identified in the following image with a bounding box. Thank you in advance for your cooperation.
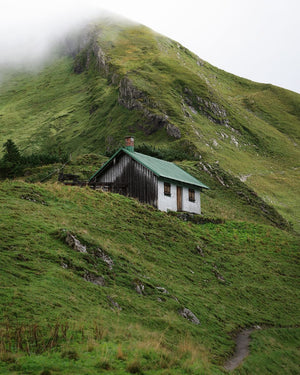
[0,2,102,69]
[0,0,299,93]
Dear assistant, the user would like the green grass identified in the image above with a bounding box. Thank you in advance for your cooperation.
[0,19,299,231]
[0,19,299,372]
[0,180,299,374]
[236,328,300,374]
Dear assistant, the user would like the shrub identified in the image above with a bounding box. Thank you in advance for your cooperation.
[95,359,111,370]
[40,370,52,375]
[126,359,144,374]
[61,349,79,361]
[0,139,69,179]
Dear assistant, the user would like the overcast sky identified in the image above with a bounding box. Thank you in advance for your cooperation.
[1,0,299,93]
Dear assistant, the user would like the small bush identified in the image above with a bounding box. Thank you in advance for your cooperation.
[40,370,52,375]
[0,139,68,179]
[61,349,79,361]
[95,359,111,370]
[126,359,144,374]
[0,352,18,363]
[116,345,126,360]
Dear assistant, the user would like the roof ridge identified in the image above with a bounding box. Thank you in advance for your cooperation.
[90,147,209,189]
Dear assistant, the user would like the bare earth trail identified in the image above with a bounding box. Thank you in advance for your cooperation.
[223,325,298,371]
[224,328,255,371]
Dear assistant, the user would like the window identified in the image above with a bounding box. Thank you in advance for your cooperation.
[164,182,171,196]
[189,188,195,202]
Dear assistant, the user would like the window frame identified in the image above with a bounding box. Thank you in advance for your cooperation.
[188,188,195,202]
[164,182,171,196]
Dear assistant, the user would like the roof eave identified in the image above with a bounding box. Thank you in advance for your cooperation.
[89,148,123,182]
[89,148,209,190]
[158,176,209,190]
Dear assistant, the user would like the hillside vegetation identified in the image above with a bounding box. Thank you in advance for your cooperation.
[0,17,299,374]
[0,18,299,229]
[0,181,299,374]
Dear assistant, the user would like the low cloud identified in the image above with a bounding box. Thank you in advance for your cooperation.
[0,2,107,69]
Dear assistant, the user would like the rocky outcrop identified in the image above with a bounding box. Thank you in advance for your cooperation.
[198,161,291,230]
[156,287,169,294]
[84,272,105,286]
[70,27,182,139]
[118,77,146,110]
[118,77,181,139]
[95,248,114,270]
[134,281,145,295]
[183,87,229,126]
[65,233,87,253]
[165,123,181,139]
[179,308,200,325]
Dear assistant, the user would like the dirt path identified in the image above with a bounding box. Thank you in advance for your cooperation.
[224,328,255,371]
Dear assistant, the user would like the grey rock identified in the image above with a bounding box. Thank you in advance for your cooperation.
[196,245,205,257]
[84,272,105,286]
[179,308,200,325]
[107,296,122,311]
[197,59,205,67]
[213,265,226,283]
[118,77,181,139]
[135,282,145,295]
[65,233,87,253]
[118,77,146,110]
[93,43,109,75]
[166,123,181,139]
[156,287,169,294]
[96,248,114,270]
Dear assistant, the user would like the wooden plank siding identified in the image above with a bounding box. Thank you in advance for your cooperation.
[94,152,158,207]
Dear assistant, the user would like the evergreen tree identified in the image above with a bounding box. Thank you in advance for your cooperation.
[2,139,21,164]
[0,139,23,178]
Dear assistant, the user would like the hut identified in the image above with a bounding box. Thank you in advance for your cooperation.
[89,137,208,214]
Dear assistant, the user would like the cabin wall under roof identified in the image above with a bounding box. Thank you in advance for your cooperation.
[95,153,158,207]
[157,180,201,214]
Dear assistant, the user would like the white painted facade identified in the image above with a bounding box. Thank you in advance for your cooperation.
[182,186,201,214]
[157,180,201,214]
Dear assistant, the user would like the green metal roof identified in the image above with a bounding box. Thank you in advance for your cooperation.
[90,148,209,189]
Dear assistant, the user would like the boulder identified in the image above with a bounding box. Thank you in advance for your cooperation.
[84,272,105,286]
[96,248,114,270]
[179,308,200,325]
[65,232,87,253]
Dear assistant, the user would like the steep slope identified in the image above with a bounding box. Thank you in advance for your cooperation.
[0,181,299,374]
[0,18,299,229]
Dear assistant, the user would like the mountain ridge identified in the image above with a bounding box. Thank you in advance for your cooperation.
[0,17,299,230]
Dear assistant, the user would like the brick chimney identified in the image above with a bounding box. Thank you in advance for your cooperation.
[125,136,134,152]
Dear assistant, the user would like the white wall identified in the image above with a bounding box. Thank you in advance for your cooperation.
[157,180,177,212]
[182,187,201,215]
[157,180,201,214]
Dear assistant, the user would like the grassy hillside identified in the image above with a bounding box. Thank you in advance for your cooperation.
[0,18,299,229]
[0,180,299,374]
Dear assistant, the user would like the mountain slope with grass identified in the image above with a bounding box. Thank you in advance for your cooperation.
[0,17,299,229]
[0,17,299,374]
[0,181,299,374]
